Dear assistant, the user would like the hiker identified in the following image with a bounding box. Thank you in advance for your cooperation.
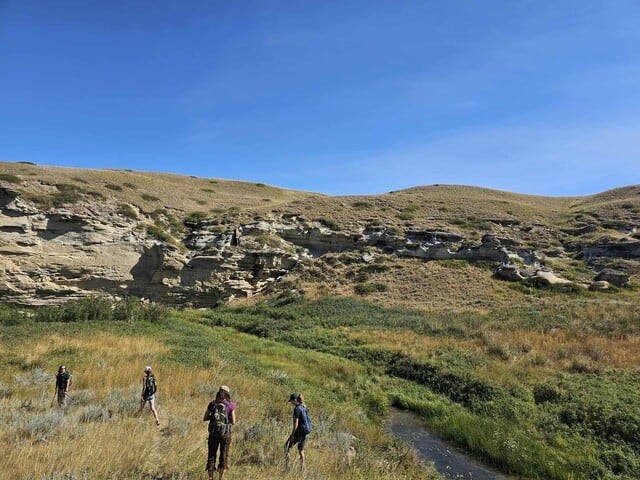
[203,385,236,480]
[139,365,160,425]
[285,392,312,469]
[54,364,72,408]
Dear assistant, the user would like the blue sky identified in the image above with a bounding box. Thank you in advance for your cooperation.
[1,1,639,196]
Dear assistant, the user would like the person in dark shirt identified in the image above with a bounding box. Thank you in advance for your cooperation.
[285,392,310,469]
[54,365,71,408]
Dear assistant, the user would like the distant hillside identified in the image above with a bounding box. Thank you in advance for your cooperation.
[1,160,638,308]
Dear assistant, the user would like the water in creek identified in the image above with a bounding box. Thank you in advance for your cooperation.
[389,409,510,480]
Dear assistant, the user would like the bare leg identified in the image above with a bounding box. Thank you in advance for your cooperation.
[149,398,159,425]
[299,449,305,469]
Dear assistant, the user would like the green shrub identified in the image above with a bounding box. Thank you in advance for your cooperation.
[147,224,173,243]
[51,184,84,207]
[0,173,21,183]
[397,212,415,221]
[104,183,123,191]
[353,201,373,209]
[33,297,169,324]
[317,218,341,230]
[184,211,210,224]
[363,393,389,417]
[141,193,160,202]
[116,204,138,219]
[354,282,388,295]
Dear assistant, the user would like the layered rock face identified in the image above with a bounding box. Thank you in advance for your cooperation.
[0,184,636,306]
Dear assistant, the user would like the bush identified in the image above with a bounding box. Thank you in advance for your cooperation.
[147,224,173,243]
[141,193,160,202]
[364,393,389,417]
[52,184,84,207]
[79,406,113,423]
[104,183,123,191]
[354,282,388,295]
[164,416,191,436]
[0,173,21,183]
[353,201,373,209]
[0,383,14,398]
[184,211,210,224]
[533,383,563,404]
[317,218,341,230]
[11,411,65,439]
[33,297,169,323]
[14,367,52,385]
[117,204,138,219]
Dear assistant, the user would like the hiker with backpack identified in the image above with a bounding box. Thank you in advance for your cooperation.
[54,364,72,408]
[139,365,160,426]
[203,385,236,480]
[285,392,312,469]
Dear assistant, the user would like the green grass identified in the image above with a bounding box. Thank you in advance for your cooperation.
[0,173,21,183]
[198,295,640,480]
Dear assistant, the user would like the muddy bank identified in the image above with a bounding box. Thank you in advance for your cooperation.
[389,409,510,480]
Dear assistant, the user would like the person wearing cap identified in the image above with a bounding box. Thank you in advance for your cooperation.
[139,365,160,425]
[285,392,309,469]
[203,385,236,480]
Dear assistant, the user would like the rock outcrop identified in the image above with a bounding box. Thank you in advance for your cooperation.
[0,181,637,306]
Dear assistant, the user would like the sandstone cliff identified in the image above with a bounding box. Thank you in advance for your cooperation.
[0,162,638,307]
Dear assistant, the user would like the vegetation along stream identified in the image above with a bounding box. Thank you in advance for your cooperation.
[389,409,509,480]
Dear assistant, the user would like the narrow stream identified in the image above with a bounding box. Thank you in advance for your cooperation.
[389,409,510,480]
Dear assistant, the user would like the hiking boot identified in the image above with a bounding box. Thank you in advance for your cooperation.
[156,419,160,426]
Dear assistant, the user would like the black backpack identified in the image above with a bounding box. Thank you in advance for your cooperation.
[209,400,231,436]
[144,375,157,396]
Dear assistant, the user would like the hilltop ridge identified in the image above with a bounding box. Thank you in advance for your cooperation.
[1,160,638,308]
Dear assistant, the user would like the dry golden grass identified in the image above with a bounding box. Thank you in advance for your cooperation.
[0,325,437,480]
[4,160,636,233]
[0,161,309,217]
[343,317,640,387]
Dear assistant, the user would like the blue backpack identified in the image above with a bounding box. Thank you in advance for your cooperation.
[298,405,312,435]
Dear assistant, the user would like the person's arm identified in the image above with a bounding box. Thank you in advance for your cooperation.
[203,403,212,421]
[141,377,146,398]
[290,410,299,437]
[64,375,70,393]
[230,408,236,425]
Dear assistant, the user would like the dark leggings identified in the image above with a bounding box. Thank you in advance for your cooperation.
[206,433,232,471]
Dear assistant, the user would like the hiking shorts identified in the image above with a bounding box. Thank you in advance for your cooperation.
[142,394,155,401]
[286,430,307,451]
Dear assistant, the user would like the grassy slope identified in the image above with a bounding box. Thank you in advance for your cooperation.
[5,160,638,233]
[207,294,640,480]
[0,312,436,480]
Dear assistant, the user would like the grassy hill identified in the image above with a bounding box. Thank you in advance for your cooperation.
[1,160,639,479]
